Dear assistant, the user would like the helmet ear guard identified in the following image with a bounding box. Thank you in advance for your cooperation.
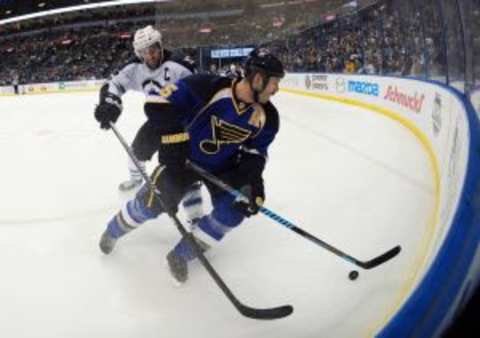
[133,25,163,59]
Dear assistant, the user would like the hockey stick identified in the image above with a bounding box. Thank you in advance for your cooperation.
[109,123,293,320]
[187,161,401,270]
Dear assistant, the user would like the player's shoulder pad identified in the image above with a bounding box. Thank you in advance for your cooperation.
[263,101,280,133]
[109,57,142,78]
[124,57,143,69]
[180,74,232,102]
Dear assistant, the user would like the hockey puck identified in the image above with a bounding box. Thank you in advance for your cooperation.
[349,270,359,280]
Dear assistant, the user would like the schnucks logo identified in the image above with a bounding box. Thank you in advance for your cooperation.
[383,85,425,113]
[348,80,379,96]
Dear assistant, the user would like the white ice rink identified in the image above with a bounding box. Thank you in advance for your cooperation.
[0,90,435,338]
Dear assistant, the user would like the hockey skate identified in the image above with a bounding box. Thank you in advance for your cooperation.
[99,229,117,254]
[118,178,142,192]
[166,250,188,285]
[166,236,210,284]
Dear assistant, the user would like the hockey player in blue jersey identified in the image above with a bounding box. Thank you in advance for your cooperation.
[99,48,285,284]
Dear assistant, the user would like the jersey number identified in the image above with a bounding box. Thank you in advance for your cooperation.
[159,84,178,98]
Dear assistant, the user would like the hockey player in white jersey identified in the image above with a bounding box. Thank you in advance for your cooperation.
[94,25,203,227]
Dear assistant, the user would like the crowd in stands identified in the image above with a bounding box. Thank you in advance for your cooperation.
[0,0,473,86]
[0,25,134,85]
[0,0,337,85]
[267,1,442,77]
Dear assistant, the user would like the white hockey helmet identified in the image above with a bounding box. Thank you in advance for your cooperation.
[133,25,163,59]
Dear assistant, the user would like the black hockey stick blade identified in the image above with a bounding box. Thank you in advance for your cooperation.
[356,245,401,269]
[237,303,294,320]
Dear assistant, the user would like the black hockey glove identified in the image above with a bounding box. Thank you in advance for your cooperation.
[232,151,266,217]
[233,180,265,217]
[94,84,122,130]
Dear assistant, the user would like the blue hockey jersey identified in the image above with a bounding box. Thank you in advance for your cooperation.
[145,74,280,173]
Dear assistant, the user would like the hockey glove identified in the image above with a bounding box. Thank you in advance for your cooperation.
[233,180,265,217]
[229,150,266,217]
[94,84,122,130]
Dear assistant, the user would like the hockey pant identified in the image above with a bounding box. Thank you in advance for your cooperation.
[127,120,161,182]
[127,121,203,221]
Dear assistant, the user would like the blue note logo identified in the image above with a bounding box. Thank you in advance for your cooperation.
[200,116,252,154]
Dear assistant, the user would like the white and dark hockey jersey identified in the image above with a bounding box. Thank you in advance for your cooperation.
[107,51,195,98]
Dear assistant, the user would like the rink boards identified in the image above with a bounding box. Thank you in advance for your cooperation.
[2,74,480,337]
[281,73,480,337]
[0,79,104,96]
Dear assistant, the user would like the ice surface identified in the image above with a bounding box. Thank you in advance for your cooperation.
[0,90,434,338]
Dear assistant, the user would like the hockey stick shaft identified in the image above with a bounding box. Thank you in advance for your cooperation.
[109,123,293,319]
[187,161,401,270]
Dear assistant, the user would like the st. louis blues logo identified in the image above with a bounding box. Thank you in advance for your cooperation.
[200,116,251,154]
